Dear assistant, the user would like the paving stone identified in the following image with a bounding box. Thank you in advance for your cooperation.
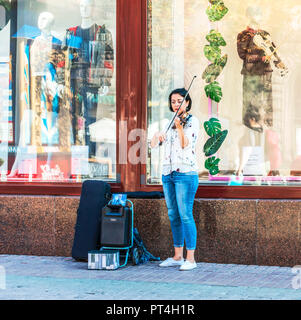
[1,255,301,300]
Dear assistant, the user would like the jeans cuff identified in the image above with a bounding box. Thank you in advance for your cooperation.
[186,247,196,250]
[174,244,184,248]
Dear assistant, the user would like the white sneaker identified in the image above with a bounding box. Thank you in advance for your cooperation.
[159,257,184,267]
[179,260,197,271]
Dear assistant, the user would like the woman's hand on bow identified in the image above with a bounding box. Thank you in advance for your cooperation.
[151,132,166,148]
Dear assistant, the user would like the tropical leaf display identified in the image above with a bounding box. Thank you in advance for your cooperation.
[204,81,222,103]
[203,129,228,157]
[202,1,228,176]
[206,1,229,22]
[204,117,222,137]
[206,30,226,47]
[205,156,220,175]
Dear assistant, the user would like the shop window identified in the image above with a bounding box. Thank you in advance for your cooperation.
[0,0,116,183]
[147,0,301,186]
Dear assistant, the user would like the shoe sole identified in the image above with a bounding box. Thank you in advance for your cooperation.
[159,260,184,267]
[159,264,183,267]
[179,268,197,271]
[179,265,197,271]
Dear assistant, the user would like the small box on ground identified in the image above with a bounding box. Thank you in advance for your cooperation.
[88,249,120,270]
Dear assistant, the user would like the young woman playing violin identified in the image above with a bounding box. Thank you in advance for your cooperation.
[150,88,199,271]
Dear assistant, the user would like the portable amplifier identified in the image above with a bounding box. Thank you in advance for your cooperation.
[100,204,132,247]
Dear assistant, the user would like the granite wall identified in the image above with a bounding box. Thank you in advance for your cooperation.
[0,195,300,267]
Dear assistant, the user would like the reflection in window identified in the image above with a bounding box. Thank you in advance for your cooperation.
[0,0,116,182]
[147,0,301,186]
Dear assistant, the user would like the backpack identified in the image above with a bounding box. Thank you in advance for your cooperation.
[130,228,160,265]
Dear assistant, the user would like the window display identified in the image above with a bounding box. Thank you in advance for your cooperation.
[147,0,301,186]
[0,0,116,182]
[63,0,114,155]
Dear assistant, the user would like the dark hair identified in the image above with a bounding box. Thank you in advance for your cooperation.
[168,88,192,112]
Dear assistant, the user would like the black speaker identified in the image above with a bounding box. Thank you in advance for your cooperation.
[100,204,132,247]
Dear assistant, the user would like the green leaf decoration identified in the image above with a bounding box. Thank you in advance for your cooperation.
[202,55,228,83]
[204,81,223,103]
[206,30,226,47]
[204,45,221,63]
[206,1,229,22]
[217,54,227,68]
[202,1,228,176]
[209,166,220,175]
[0,158,3,167]
[203,129,228,156]
[202,64,220,83]
[204,117,222,137]
[205,156,221,175]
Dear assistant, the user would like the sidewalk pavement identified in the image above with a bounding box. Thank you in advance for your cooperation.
[0,254,301,300]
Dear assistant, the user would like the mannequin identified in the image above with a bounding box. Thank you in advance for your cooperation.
[30,12,63,147]
[9,12,64,177]
[237,6,285,131]
[63,0,114,158]
[30,12,54,76]
[236,6,282,176]
[80,0,94,29]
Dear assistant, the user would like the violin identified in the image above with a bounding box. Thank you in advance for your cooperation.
[172,111,192,129]
[253,32,288,77]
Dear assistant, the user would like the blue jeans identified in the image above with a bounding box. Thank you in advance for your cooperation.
[162,171,199,250]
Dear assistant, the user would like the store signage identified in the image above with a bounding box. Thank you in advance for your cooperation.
[71,146,89,175]
[242,146,265,175]
[18,146,37,175]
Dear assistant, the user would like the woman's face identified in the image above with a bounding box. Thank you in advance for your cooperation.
[170,93,189,114]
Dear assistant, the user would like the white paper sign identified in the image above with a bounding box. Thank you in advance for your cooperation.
[18,146,37,174]
[242,146,265,175]
[71,146,89,175]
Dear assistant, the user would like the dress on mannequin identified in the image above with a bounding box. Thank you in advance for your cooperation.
[29,12,63,147]
[63,4,114,158]
[237,26,278,131]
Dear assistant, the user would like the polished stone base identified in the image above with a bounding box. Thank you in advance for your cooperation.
[0,195,300,267]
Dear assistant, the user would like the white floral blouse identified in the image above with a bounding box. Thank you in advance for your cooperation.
[162,115,199,175]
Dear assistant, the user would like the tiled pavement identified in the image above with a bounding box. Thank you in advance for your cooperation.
[0,255,301,300]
